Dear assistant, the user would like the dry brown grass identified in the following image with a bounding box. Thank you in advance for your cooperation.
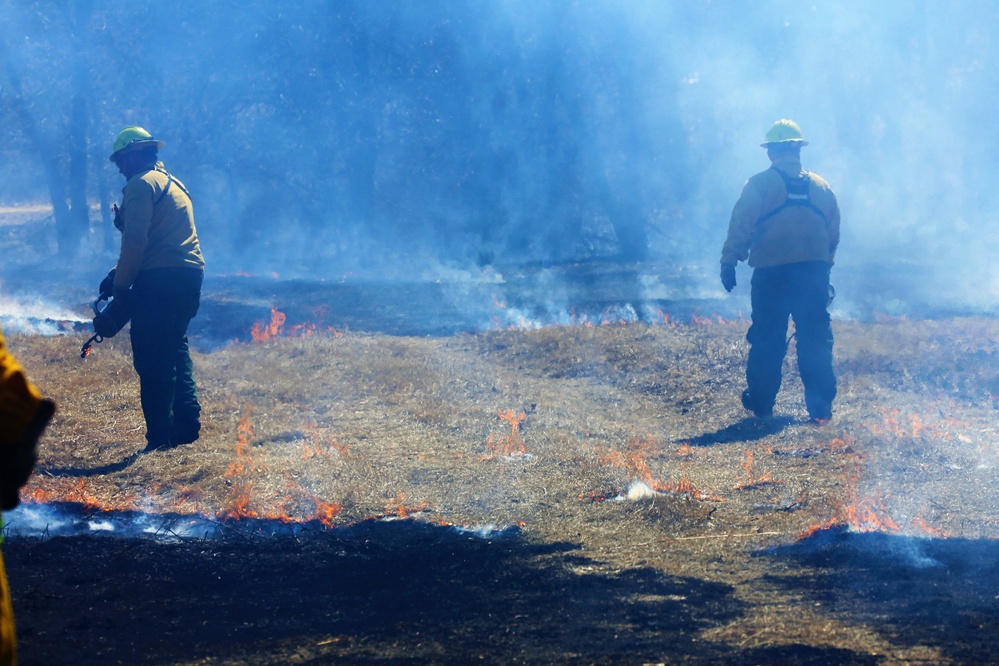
[5,315,999,663]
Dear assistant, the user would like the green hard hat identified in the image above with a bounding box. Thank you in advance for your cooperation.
[109,126,164,162]
[761,119,809,148]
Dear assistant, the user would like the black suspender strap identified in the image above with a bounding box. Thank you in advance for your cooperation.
[755,167,827,229]
[152,166,192,205]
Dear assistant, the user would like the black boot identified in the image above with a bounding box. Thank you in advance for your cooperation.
[741,389,773,419]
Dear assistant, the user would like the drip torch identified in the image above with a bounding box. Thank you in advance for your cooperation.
[81,268,132,358]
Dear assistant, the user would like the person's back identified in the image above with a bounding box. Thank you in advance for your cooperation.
[720,119,840,422]
[724,157,839,269]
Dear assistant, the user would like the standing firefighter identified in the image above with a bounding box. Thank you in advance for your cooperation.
[108,126,205,452]
[720,119,840,422]
[0,327,55,666]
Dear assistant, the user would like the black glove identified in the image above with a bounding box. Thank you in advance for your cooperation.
[0,398,55,510]
[112,204,124,231]
[720,264,737,292]
[99,268,116,299]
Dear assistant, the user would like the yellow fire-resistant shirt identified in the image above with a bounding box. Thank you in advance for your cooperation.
[1,545,14,666]
[0,325,46,666]
[0,331,42,450]
[114,161,205,291]
[720,154,840,268]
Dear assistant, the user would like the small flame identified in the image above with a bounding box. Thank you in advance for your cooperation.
[652,475,725,503]
[910,514,949,538]
[483,409,528,459]
[596,435,724,502]
[219,407,260,521]
[798,452,900,539]
[732,449,781,490]
[384,491,428,518]
[301,423,352,459]
[310,499,343,527]
[248,306,342,343]
[251,307,288,342]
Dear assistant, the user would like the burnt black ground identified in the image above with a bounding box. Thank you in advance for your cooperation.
[5,521,898,666]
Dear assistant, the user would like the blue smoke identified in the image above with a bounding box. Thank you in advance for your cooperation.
[0,1,995,313]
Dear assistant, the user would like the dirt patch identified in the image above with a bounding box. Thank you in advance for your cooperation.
[3,286,999,664]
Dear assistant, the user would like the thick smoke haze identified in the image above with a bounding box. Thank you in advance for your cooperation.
[0,1,996,315]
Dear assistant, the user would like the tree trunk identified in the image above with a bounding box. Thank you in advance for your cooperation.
[63,0,95,258]
[0,35,75,256]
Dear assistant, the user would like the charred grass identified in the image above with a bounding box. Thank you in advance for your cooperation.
[4,315,999,664]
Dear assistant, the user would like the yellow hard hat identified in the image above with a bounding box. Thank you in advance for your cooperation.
[109,126,164,162]
[761,119,808,148]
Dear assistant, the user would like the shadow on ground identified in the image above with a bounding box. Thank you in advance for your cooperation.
[36,453,142,477]
[684,416,796,446]
[763,527,999,664]
[8,518,881,665]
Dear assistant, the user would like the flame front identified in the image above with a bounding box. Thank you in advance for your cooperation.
[249,306,342,343]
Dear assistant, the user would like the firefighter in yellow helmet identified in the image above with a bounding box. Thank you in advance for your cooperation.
[0,326,55,666]
[107,126,205,452]
[720,119,840,422]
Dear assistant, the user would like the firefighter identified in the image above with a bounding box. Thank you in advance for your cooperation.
[0,326,55,666]
[720,119,840,422]
[108,126,205,451]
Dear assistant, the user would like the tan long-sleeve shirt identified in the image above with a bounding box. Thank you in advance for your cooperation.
[720,155,840,268]
[114,161,205,290]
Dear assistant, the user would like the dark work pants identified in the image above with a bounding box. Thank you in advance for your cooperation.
[746,261,836,419]
[129,267,203,446]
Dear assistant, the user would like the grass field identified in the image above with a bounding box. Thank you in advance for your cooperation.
[3,295,999,663]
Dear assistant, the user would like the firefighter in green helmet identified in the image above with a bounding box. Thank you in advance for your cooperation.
[107,126,206,451]
[720,119,841,423]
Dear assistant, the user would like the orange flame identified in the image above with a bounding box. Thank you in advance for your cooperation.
[911,514,949,538]
[600,436,657,486]
[655,310,675,327]
[863,408,964,442]
[251,307,287,342]
[301,423,352,459]
[249,306,342,342]
[652,475,725,503]
[385,491,428,518]
[596,435,724,502]
[20,405,348,529]
[19,477,139,513]
[733,449,781,490]
[483,409,528,459]
[309,499,343,527]
[219,407,259,521]
[798,453,900,539]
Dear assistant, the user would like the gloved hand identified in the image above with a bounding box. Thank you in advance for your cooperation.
[112,203,124,231]
[0,398,55,510]
[99,268,116,299]
[720,264,737,292]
